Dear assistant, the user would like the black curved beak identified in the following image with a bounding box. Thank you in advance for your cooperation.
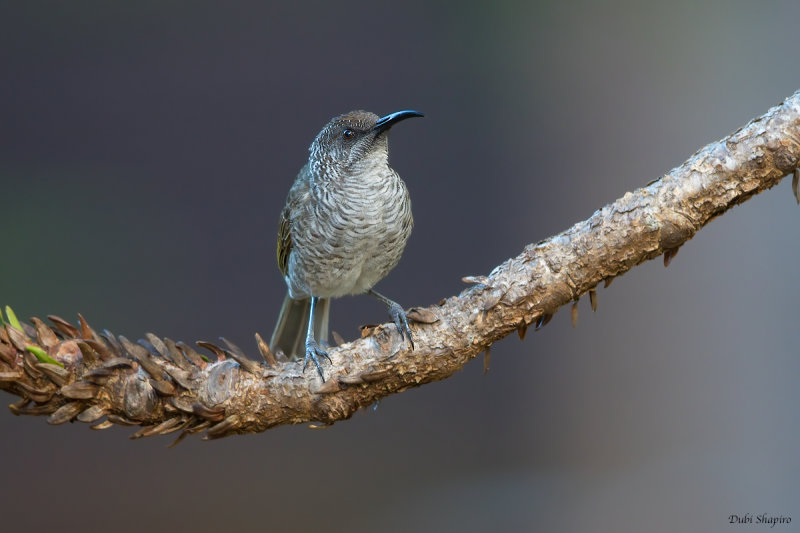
[373,110,424,133]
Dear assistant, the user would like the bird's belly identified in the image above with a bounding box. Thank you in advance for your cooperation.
[287,196,411,299]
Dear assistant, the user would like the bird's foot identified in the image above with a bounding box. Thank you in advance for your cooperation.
[303,338,332,381]
[368,289,415,350]
[388,302,415,350]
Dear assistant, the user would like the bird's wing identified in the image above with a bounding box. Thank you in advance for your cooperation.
[277,203,292,276]
[277,165,311,277]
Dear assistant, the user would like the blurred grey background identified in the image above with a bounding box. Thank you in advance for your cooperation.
[1,1,799,532]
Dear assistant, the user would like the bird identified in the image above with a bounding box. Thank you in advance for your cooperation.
[270,109,423,380]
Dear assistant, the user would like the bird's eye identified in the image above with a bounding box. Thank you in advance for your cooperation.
[342,129,355,140]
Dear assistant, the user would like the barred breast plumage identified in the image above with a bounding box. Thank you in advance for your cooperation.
[285,163,413,299]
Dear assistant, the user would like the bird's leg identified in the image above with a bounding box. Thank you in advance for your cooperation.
[367,289,414,350]
[304,296,331,381]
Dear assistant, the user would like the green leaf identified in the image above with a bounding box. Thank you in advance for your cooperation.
[5,305,22,332]
[25,345,65,368]
[199,354,210,363]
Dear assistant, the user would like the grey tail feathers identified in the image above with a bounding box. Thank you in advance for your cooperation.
[270,294,330,359]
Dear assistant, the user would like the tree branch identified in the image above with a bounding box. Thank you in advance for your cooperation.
[2,90,799,443]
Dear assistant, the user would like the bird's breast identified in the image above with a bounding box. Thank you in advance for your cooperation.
[287,169,412,298]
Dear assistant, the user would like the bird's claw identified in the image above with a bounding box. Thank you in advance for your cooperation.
[388,302,414,350]
[303,339,331,381]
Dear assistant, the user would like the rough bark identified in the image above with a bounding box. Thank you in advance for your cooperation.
[2,90,799,443]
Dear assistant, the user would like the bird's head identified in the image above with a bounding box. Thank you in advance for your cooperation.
[308,109,423,178]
